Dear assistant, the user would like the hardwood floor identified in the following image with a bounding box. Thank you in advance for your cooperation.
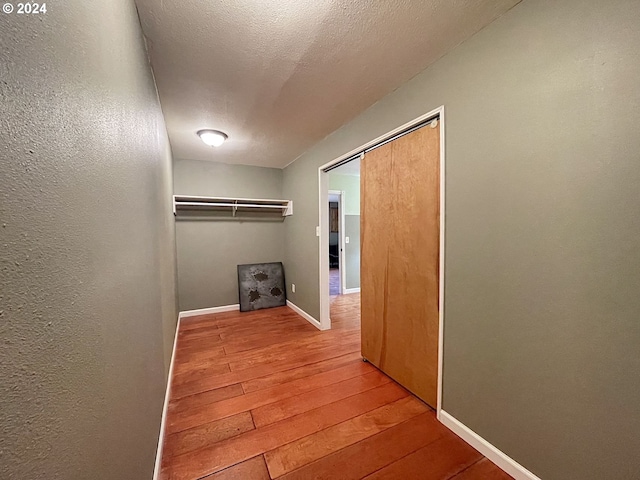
[160,294,512,480]
[329,267,341,295]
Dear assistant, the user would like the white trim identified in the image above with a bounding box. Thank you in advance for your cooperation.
[436,107,446,418]
[439,411,541,480]
[178,304,239,319]
[152,314,181,480]
[173,194,289,203]
[318,169,331,330]
[328,189,347,294]
[343,287,361,294]
[317,105,446,413]
[286,300,324,330]
[339,191,346,294]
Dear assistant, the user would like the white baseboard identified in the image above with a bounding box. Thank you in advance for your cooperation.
[286,300,323,330]
[439,410,541,480]
[342,287,361,294]
[178,304,239,319]
[153,314,181,480]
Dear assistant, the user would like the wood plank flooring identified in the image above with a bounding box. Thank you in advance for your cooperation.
[330,268,341,295]
[160,294,512,480]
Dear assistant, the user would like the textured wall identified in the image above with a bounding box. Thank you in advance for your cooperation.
[328,173,360,215]
[283,0,640,478]
[173,159,285,311]
[0,2,177,479]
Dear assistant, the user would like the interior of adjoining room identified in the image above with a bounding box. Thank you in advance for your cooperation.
[327,156,361,301]
[3,1,640,479]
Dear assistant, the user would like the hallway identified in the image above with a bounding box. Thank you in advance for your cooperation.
[159,295,511,479]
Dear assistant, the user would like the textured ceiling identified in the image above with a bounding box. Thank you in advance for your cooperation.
[136,0,519,168]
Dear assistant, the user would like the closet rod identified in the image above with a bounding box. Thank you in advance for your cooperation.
[323,114,439,172]
[175,202,288,209]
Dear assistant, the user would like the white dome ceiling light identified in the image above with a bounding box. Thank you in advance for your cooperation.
[197,129,228,147]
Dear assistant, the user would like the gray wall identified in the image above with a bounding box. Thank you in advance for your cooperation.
[343,215,360,290]
[283,0,640,478]
[174,159,285,311]
[0,2,177,479]
[328,173,360,215]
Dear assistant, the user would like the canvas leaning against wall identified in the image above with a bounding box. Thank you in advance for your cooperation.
[237,262,287,311]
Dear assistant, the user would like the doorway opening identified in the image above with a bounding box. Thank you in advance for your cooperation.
[317,105,445,414]
[326,157,361,302]
[328,190,343,296]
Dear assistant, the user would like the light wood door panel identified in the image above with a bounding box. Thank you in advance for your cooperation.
[361,122,440,408]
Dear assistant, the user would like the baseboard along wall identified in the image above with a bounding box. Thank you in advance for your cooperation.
[438,410,542,480]
[152,314,181,480]
[178,304,240,319]
[286,300,323,330]
[342,287,361,294]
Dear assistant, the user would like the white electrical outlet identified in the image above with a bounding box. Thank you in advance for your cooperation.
[345,236,350,244]
[316,226,320,236]
[291,283,296,293]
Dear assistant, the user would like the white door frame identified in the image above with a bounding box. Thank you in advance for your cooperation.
[317,105,446,415]
[328,189,346,295]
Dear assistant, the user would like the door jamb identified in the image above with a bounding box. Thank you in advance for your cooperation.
[317,105,446,416]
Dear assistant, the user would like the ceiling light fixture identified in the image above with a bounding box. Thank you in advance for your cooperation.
[197,129,228,147]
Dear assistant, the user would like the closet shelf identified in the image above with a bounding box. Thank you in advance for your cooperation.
[173,195,293,217]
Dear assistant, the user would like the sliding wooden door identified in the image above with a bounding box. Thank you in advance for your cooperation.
[360,121,440,408]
